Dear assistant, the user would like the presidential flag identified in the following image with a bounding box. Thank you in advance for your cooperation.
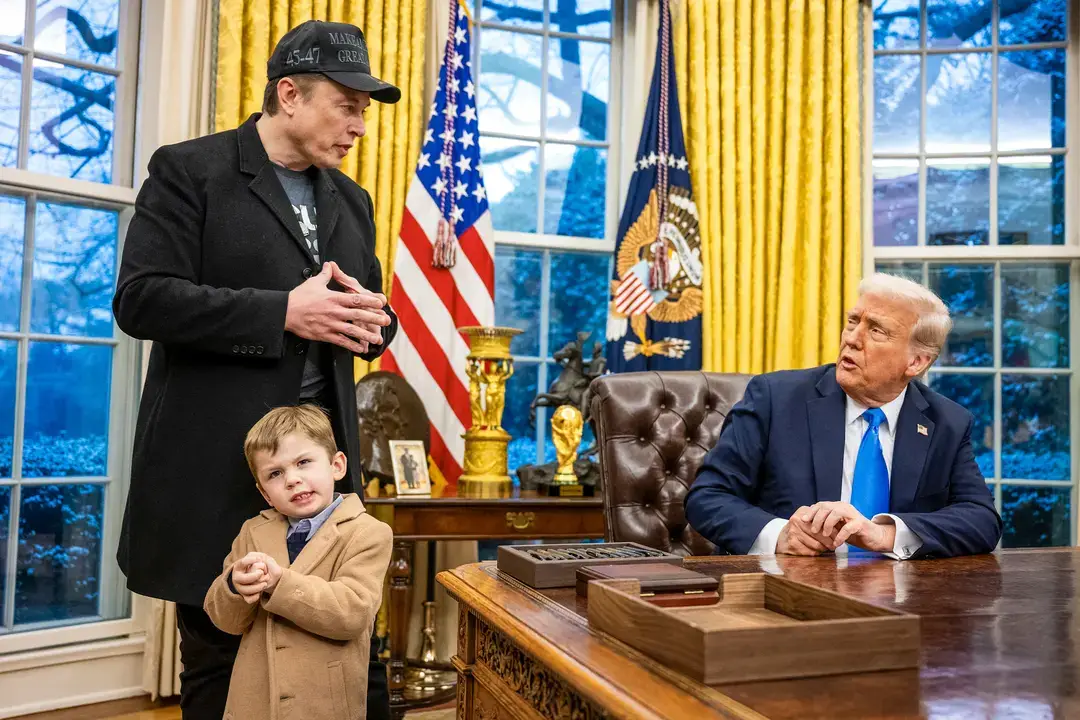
[605,0,701,372]
[383,0,493,485]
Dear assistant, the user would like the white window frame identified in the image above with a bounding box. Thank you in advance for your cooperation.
[867,1,1080,545]
[474,0,622,464]
[0,0,143,654]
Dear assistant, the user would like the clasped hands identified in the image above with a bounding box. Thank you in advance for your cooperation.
[777,502,897,556]
[285,261,391,355]
[230,551,283,604]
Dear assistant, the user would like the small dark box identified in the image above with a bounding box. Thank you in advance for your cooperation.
[496,542,682,589]
[576,563,720,607]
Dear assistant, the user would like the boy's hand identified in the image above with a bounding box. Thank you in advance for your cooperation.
[232,553,268,602]
[258,554,284,594]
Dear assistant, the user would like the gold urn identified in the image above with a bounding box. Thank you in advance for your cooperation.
[458,326,522,497]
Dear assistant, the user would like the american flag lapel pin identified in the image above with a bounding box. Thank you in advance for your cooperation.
[917,424,928,436]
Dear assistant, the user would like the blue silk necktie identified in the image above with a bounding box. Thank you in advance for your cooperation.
[286,518,311,563]
[851,408,890,518]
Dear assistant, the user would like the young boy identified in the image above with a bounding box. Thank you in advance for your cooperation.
[205,405,393,720]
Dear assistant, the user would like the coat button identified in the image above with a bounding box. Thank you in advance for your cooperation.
[232,345,239,354]
[256,346,264,355]
[240,346,248,354]
[302,267,312,279]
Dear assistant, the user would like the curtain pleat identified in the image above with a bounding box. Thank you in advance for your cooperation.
[673,0,864,373]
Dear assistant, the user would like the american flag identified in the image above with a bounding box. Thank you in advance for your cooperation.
[383,1,493,486]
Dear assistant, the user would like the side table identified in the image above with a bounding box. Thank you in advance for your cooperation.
[365,486,604,720]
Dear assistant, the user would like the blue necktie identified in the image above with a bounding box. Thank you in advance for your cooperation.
[287,519,311,563]
[851,408,890,518]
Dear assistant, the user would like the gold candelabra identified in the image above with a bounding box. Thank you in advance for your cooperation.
[458,326,522,497]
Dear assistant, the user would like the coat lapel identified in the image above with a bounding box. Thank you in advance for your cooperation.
[889,383,934,511]
[807,369,847,503]
[237,115,316,264]
[250,511,291,570]
[313,170,341,257]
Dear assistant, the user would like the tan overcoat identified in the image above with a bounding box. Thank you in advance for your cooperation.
[205,493,392,720]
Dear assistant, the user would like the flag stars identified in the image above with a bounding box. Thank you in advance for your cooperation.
[443,103,458,120]
[455,156,472,174]
[472,184,486,202]
[454,26,466,44]
[439,127,455,143]
[451,53,464,71]
[424,128,434,145]
[464,80,475,99]
[436,152,453,171]
[453,180,468,199]
[449,77,460,93]
[676,156,689,170]
[450,205,465,224]
[462,106,477,124]
[417,152,431,170]
[459,130,475,149]
[432,177,448,196]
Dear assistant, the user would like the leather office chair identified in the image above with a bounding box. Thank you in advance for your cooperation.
[589,371,752,556]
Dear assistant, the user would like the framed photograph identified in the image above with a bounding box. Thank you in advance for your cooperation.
[389,440,431,495]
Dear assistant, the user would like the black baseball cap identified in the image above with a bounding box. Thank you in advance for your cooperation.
[267,21,401,104]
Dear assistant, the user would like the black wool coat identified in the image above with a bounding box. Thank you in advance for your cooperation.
[114,113,398,605]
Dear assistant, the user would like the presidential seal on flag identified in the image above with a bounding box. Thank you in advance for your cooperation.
[605,0,702,370]
[607,184,702,362]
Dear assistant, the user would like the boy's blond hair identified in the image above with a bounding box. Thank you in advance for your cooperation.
[244,405,338,482]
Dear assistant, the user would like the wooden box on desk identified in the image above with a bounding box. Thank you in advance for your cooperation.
[588,573,920,684]
[497,542,681,589]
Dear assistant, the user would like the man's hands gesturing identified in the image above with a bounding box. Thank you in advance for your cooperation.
[285,261,390,355]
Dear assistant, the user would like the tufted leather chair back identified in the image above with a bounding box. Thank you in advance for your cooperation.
[589,371,753,556]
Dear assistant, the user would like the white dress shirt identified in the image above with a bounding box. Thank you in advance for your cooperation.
[748,388,924,560]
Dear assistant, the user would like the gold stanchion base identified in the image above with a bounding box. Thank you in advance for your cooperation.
[403,662,457,702]
[461,426,512,497]
[458,476,513,498]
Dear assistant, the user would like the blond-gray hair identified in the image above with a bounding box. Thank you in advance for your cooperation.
[858,272,952,362]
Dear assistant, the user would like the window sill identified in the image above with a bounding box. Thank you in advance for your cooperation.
[0,617,142,656]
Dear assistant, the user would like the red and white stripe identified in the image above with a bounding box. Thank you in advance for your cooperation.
[383,179,495,485]
[614,273,656,316]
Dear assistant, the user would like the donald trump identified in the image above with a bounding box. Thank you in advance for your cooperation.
[685,273,1002,559]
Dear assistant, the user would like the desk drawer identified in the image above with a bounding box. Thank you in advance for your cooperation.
[391,505,605,540]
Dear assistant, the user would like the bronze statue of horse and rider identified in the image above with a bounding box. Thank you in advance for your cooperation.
[529,331,607,425]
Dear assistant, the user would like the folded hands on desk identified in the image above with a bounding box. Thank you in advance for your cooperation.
[777,502,896,555]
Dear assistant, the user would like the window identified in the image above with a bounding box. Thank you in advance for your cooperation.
[872,0,1076,547]
[473,0,618,473]
[0,0,140,645]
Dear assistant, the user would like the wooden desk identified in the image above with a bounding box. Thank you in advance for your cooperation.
[439,549,1080,719]
[366,486,604,719]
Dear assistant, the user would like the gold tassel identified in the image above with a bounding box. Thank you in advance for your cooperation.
[432,217,457,268]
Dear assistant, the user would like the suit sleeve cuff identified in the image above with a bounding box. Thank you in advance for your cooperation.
[873,513,923,560]
[748,518,787,555]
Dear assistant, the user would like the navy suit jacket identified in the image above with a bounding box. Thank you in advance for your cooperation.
[684,365,1002,558]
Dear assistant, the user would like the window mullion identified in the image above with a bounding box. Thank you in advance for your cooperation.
[536,248,552,463]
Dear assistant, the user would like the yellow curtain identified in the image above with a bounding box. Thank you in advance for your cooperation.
[673,0,864,373]
[214,0,427,379]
